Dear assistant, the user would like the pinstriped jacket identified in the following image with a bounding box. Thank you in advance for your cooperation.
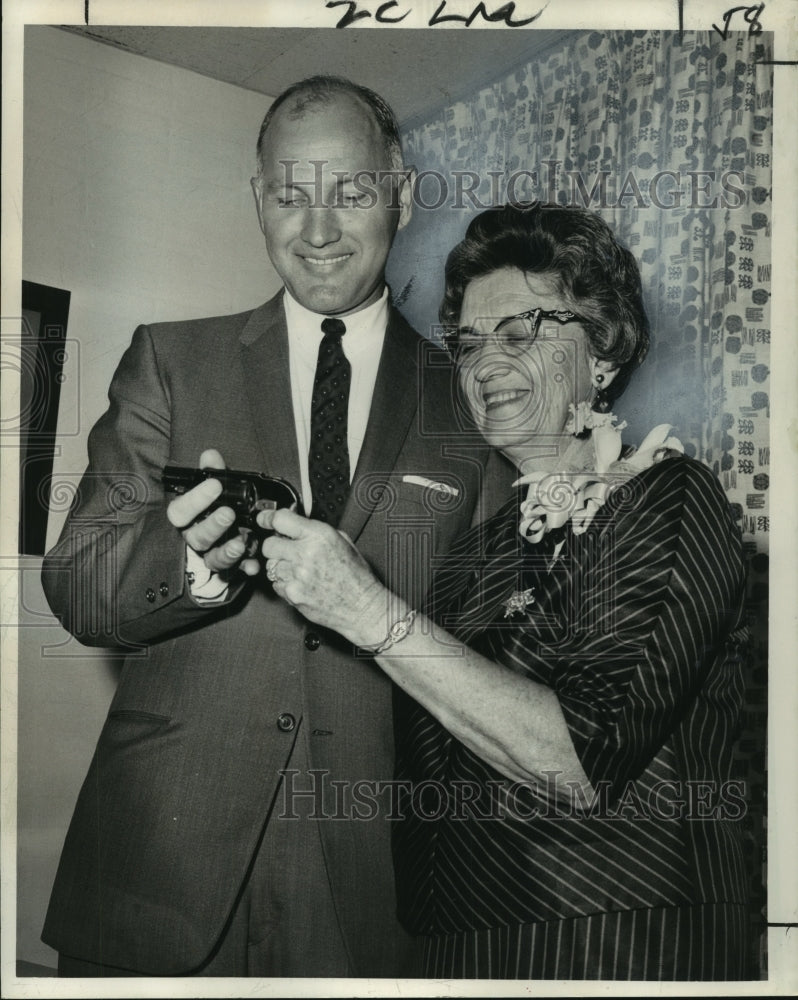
[393,456,750,934]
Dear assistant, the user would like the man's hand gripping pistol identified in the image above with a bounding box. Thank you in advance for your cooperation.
[162,466,300,546]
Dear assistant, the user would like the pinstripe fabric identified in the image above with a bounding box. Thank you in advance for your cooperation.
[393,456,751,979]
[420,903,750,979]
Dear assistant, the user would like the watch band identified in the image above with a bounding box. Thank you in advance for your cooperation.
[361,608,417,655]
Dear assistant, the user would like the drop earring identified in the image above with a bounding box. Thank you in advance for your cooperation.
[592,372,611,413]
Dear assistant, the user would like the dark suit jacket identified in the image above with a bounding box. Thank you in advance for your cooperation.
[40,291,498,975]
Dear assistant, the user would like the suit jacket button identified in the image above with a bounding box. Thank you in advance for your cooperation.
[277,713,296,732]
[145,588,156,603]
[159,582,169,597]
[304,632,321,651]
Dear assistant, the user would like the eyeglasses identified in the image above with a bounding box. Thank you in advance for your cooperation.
[444,307,584,364]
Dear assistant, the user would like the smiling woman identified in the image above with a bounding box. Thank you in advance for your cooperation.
[453,269,594,462]
[263,202,753,980]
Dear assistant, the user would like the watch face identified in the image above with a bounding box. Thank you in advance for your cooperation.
[392,611,415,639]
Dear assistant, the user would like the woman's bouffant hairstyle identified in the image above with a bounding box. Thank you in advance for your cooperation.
[440,202,650,402]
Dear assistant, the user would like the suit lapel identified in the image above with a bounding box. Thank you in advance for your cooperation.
[239,296,423,536]
[238,291,303,492]
[338,306,420,542]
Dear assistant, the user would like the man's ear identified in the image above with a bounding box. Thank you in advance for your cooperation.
[396,165,416,232]
[250,176,266,236]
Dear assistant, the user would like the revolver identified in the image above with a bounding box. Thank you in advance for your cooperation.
[162,465,301,534]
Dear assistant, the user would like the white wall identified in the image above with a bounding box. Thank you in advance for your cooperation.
[18,26,280,969]
[24,26,282,545]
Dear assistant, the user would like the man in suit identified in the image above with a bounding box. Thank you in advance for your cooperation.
[40,76,496,977]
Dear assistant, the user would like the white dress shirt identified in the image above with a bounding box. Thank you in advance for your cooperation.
[187,287,389,601]
[283,286,387,515]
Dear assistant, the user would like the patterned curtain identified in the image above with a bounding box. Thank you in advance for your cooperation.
[391,28,770,975]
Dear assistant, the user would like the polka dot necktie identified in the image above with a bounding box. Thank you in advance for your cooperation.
[309,317,350,526]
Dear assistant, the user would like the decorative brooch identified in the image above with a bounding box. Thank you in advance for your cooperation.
[503,588,536,618]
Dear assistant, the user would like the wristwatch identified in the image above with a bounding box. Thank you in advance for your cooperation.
[361,609,417,655]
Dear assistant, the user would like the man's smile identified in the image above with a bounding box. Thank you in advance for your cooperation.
[299,252,353,268]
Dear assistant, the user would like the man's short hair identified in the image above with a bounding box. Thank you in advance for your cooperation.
[256,75,404,174]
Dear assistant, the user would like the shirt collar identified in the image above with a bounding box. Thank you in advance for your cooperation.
[283,286,389,356]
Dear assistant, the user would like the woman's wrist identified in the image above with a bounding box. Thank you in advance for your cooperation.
[345,584,412,650]
[358,608,417,655]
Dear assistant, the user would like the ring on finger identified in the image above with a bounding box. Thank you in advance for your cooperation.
[266,561,282,583]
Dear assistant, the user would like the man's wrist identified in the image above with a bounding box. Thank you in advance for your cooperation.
[185,545,230,604]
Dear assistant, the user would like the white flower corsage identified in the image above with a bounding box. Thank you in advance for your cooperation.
[514,404,684,546]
